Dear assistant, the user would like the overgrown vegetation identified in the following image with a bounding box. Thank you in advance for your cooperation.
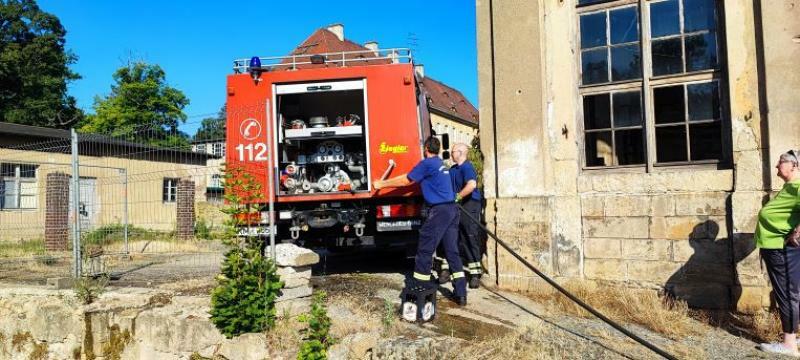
[194,218,216,240]
[209,166,284,338]
[297,291,333,360]
[525,280,699,339]
[468,135,484,189]
[30,341,48,360]
[101,325,132,360]
[381,298,395,335]
[0,239,46,258]
[83,224,173,246]
[74,276,109,305]
[11,331,32,352]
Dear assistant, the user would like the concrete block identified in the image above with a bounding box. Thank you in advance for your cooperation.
[277,266,312,277]
[626,261,682,283]
[669,283,731,309]
[734,150,765,191]
[734,286,770,313]
[583,216,649,239]
[652,216,714,240]
[584,259,626,281]
[621,239,672,261]
[580,196,604,217]
[731,191,766,233]
[577,175,593,193]
[584,238,621,259]
[650,195,675,216]
[660,170,734,192]
[46,277,74,289]
[266,244,320,267]
[276,285,313,302]
[604,195,651,216]
[674,193,728,216]
[673,238,730,263]
[283,276,310,289]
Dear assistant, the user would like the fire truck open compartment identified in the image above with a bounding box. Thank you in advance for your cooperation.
[275,79,370,196]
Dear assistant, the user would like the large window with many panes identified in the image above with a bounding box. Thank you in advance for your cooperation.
[578,0,725,169]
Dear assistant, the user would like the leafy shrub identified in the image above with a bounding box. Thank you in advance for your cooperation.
[194,218,212,240]
[297,291,333,360]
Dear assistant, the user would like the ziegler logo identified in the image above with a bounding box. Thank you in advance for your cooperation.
[239,118,262,140]
[379,142,409,154]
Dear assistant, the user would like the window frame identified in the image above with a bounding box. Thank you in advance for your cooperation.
[576,0,730,172]
[163,178,179,203]
[0,163,38,210]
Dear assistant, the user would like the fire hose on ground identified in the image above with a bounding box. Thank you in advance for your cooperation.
[456,204,678,360]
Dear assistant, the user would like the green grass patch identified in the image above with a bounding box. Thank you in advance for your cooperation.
[0,239,46,258]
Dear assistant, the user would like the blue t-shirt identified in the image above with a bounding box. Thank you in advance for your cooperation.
[450,161,482,201]
[407,156,455,205]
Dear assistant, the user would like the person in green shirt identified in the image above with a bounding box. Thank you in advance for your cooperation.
[757,150,800,357]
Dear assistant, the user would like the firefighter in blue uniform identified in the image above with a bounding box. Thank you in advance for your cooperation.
[449,143,484,288]
[373,136,468,305]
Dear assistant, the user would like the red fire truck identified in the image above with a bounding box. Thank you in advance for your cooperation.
[225,48,446,250]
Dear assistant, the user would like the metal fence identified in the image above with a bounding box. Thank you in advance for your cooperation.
[0,115,241,287]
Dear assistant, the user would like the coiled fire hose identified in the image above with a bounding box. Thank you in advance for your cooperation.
[456,204,678,360]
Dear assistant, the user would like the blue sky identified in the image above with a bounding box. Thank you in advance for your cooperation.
[38,1,478,135]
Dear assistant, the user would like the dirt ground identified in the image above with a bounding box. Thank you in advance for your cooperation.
[1,247,789,359]
[313,271,782,360]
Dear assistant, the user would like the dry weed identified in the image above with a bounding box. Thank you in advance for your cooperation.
[265,315,303,357]
[750,310,782,342]
[524,280,699,339]
[327,293,388,337]
[442,321,613,360]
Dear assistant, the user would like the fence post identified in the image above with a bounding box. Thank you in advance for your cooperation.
[70,128,82,278]
[122,168,129,255]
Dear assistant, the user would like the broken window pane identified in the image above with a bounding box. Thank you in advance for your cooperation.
[613,91,642,127]
[656,125,688,162]
[650,0,680,38]
[652,38,683,76]
[584,94,611,129]
[690,122,722,160]
[580,12,607,49]
[585,132,613,166]
[610,7,638,44]
[685,33,717,72]
[687,82,720,121]
[654,85,685,124]
[611,44,642,81]
[615,129,645,165]
[684,0,716,32]
[582,49,609,84]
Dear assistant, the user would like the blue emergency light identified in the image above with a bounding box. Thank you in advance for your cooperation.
[249,56,262,82]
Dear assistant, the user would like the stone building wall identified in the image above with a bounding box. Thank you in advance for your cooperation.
[476,0,797,310]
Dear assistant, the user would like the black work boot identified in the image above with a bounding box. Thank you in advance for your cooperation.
[455,296,467,306]
[438,269,451,284]
[469,276,481,289]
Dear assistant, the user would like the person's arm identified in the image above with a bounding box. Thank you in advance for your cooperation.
[373,174,413,190]
[456,180,477,201]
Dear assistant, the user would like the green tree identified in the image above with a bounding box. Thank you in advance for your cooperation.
[81,61,190,148]
[0,0,82,128]
[194,106,226,141]
[210,165,284,338]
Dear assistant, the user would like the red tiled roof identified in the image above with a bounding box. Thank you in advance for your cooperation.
[277,26,478,126]
[277,28,390,70]
[420,77,479,126]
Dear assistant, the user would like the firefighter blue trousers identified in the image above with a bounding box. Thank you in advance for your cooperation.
[413,203,467,298]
